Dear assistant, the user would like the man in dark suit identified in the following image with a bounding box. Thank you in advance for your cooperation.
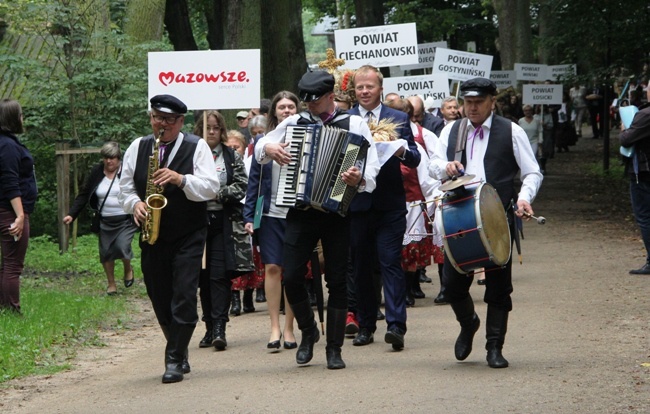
[348,65,421,351]
[409,95,445,137]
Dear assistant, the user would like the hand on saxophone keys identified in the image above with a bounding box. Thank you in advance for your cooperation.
[152,168,184,187]
[133,201,148,226]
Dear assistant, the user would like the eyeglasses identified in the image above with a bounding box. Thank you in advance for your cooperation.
[152,114,181,124]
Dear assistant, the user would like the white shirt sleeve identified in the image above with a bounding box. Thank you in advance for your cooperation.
[118,137,143,214]
[183,137,220,201]
[511,122,543,203]
[255,115,296,163]
[429,120,455,180]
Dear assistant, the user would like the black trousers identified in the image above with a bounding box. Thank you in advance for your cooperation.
[199,211,231,324]
[282,208,350,310]
[141,228,207,328]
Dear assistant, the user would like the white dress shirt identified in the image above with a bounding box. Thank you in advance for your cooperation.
[428,113,543,204]
[119,132,220,214]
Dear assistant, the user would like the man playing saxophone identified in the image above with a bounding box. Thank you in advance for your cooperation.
[119,94,220,383]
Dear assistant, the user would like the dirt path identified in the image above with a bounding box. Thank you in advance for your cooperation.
[1,131,649,413]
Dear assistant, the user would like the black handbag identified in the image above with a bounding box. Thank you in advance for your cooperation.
[90,173,117,234]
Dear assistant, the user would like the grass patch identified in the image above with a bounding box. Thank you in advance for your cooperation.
[0,234,146,384]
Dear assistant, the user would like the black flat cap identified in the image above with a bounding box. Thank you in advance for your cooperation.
[460,78,497,97]
[150,94,188,114]
[298,71,335,102]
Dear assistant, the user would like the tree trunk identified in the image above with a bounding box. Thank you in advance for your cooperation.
[514,0,532,64]
[165,0,198,50]
[354,0,384,27]
[123,0,165,43]
[492,0,517,69]
[204,0,225,50]
[261,0,307,98]
[537,0,552,64]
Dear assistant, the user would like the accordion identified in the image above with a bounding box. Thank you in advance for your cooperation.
[276,124,369,216]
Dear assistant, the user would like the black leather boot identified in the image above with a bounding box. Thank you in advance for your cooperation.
[485,306,509,368]
[433,265,449,304]
[211,320,227,351]
[291,299,320,365]
[199,321,213,348]
[410,271,425,299]
[162,324,195,383]
[255,287,266,303]
[450,296,480,361]
[243,289,255,313]
[230,291,241,316]
[325,307,347,370]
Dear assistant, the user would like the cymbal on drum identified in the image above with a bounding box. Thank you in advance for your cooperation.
[439,174,476,192]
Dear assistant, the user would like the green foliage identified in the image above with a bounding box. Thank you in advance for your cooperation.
[0,235,144,383]
[0,1,173,238]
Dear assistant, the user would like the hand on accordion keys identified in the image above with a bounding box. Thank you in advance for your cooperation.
[263,142,292,166]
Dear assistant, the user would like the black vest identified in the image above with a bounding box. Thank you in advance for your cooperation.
[447,115,518,207]
[134,133,208,242]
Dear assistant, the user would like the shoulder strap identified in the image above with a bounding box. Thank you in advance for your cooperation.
[454,119,469,163]
[97,173,117,214]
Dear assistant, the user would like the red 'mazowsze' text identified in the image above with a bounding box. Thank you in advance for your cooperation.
[158,71,249,86]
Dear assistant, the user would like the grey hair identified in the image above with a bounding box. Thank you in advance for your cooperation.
[442,96,458,106]
[100,141,121,159]
[248,115,267,134]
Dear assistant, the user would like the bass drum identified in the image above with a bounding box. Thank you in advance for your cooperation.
[439,182,511,274]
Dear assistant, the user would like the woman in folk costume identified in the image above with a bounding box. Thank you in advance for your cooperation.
[384,98,443,305]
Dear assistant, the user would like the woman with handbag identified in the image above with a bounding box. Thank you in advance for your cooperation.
[63,141,138,295]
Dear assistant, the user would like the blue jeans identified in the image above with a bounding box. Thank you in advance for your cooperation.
[630,179,650,264]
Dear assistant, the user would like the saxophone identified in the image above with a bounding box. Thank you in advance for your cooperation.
[141,129,168,245]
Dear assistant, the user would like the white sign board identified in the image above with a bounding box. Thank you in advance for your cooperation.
[522,84,563,105]
[400,41,448,71]
[490,70,517,90]
[432,48,493,81]
[383,73,451,106]
[148,50,260,110]
[515,63,548,81]
[334,23,418,69]
[548,64,576,81]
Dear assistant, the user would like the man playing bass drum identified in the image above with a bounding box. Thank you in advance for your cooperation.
[429,78,542,368]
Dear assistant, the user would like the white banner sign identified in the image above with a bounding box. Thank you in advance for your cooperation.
[490,70,517,89]
[400,41,448,71]
[382,73,450,107]
[548,64,576,81]
[515,63,547,81]
[148,50,261,110]
[334,23,418,69]
[432,47,493,81]
[522,84,563,105]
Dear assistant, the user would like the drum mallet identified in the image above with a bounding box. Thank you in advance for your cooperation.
[522,211,546,225]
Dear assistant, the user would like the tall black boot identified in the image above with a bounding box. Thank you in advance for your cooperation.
[485,306,509,368]
[162,324,195,383]
[405,271,415,307]
[433,264,449,305]
[243,289,255,313]
[211,320,227,351]
[291,298,320,365]
[230,291,241,316]
[199,321,213,348]
[325,307,347,370]
[410,270,425,299]
[450,296,480,361]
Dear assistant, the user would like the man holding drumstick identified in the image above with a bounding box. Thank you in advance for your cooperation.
[428,78,543,368]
